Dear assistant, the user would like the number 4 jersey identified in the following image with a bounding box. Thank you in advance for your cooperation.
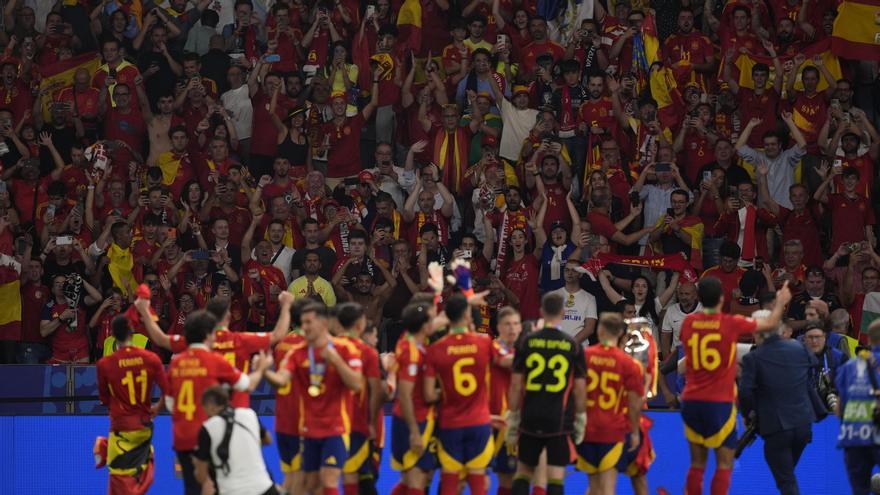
[168,345,246,451]
[513,327,586,436]
[425,331,500,429]
[680,312,757,403]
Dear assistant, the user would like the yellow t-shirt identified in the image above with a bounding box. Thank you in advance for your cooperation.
[288,277,337,307]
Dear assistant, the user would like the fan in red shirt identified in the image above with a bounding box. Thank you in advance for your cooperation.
[816,167,876,253]
[318,75,379,180]
[135,294,293,409]
[678,277,791,495]
[335,303,385,495]
[96,316,169,495]
[424,294,511,495]
[242,241,288,331]
[519,18,565,74]
[700,241,747,313]
[496,228,541,321]
[265,303,364,495]
[575,314,644,495]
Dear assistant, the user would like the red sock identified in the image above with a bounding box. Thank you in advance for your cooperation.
[406,488,424,495]
[343,483,358,495]
[467,473,487,495]
[497,487,512,495]
[391,484,407,495]
[323,488,339,495]
[440,472,459,495]
[532,487,547,495]
[710,468,732,495]
[686,467,705,495]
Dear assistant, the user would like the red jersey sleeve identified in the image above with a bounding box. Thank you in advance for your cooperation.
[362,346,381,380]
[96,360,111,406]
[149,353,170,396]
[724,313,758,337]
[337,339,363,373]
[169,335,188,354]
[396,341,421,383]
[211,353,244,386]
[237,332,271,354]
[423,347,437,378]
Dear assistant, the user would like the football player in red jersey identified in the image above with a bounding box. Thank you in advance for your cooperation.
[390,302,438,495]
[264,303,364,495]
[96,316,169,495]
[424,294,512,495]
[679,277,791,495]
[575,313,644,495]
[489,307,522,495]
[271,298,311,495]
[135,292,294,408]
[335,303,386,495]
[164,310,271,495]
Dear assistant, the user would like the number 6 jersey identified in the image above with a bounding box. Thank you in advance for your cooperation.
[680,312,757,403]
[513,327,586,437]
[425,331,500,429]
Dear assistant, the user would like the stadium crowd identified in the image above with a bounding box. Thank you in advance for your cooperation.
[0,0,879,493]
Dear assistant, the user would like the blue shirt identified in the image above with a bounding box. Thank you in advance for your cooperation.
[835,348,880,448]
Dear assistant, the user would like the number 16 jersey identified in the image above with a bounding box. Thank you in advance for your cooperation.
[680,312,756,403]
[513,327,586,437]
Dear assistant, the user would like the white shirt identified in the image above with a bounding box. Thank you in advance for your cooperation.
[198,408,273,495]
[221,85,254,140]
[253,245,295,285]
[499,98,539,162]
[550,287,597,338]
[661,302,703,349]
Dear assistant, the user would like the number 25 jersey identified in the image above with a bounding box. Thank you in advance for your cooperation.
[680,312,756,403]
[513,327,586,436]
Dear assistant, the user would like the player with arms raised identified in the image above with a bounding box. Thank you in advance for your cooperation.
[424,294,512,495]
[96,315,169,495]
[506,293,587,495]
[263,303,364,495]
[163,311,271,495]
[680,277,792,495]
[575,313,644,495]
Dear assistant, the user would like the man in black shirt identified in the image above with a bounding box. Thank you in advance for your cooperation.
[507,292,587,495]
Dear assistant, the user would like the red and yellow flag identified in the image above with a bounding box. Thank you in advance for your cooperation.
[732,38,842,93]
[831,0,880,61]
[0,263,21,341]
[396,0,423,54]
[38,52,101,120]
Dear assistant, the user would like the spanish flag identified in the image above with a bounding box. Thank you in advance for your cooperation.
[648,65,685,131]
[0,258,22,341]
[732,38,842,93]
[38,52,102,120]
[396,0,422,54]
[831,0,880,61]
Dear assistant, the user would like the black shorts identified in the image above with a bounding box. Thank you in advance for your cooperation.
[517,433,574,468]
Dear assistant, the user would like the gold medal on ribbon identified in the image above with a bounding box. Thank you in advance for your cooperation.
[308,385,321,397]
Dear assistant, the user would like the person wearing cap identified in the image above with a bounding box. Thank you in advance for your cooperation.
[467,133,517,189]
[268,98,311,178]
[815,165,876,254]
[826,110,879,200]
[487,73,538,162]
[803,319,847,390]
[316,66,380,188]
[834,318,880,495]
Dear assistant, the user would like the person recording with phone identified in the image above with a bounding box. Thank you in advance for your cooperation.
[630,160,691,251]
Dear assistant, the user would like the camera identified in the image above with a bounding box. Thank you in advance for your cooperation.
[817,369,839,413]
[209,112,225,127]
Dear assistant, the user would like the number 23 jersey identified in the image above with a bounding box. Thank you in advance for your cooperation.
[513,327,586,436]
[680,312,756,403]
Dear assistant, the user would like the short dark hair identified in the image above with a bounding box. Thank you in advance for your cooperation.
[541,293,565,318]
[290,297,312,328]
[335,302,365,329]
[302,303,329,320]
[445,294,470,323]
[200,8,219,26]
[402,303,432,334]
[206,297,230,322]
[184,310,218,343]
[698,277,724,308]
[349,229,369,243]
[111,315,131,342]
[719,241,741,259]
[802,66,820,79]
[202,385,229,407]
[751,63,770,75]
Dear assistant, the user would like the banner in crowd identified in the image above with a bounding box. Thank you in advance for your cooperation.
[731,38,843,93]
[37,52,102,121]
[578,252,699,282]
[0,261,20,340]
[831,0,880,61]
[861,292,880,340]
[396,0,422,54]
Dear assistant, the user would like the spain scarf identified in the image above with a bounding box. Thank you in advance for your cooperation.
[737,205,758,260]
[495,208,528,274]
[649,214,704,270]
[434,127,469,194]
[578,252,698,282]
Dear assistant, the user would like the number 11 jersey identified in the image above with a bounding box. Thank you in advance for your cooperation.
[513,327,586,437]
